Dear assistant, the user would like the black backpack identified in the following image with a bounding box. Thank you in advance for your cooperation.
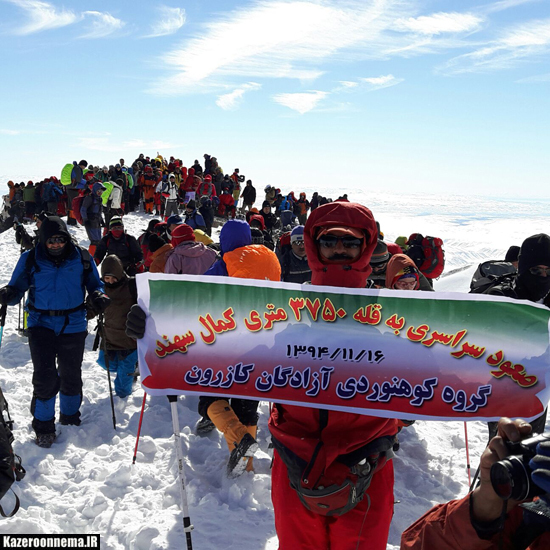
[0,387,25,517]
[470,260,517,294]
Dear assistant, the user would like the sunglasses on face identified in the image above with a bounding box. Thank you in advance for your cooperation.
[529,266,550,276]
[47,236,67,245]
[318,235,363,249]
[292,240,305,246]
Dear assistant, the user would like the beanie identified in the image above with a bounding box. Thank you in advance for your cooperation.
[505,245,520,263]
[171,224,196,247]
[109,216,124,228]
[186,199,196,211]
[518,234,550,275]
[148,233,166,253]
[290,225,305,244]
[262,200,271,209]
[250,228,265,245]
[370,240,390,265]
[204,175,212,182]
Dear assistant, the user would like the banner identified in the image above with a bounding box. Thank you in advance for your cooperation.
[136,274,550,421]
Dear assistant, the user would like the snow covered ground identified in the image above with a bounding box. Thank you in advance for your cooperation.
[0,187,548,549]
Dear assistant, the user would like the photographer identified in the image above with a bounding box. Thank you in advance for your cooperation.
[401,417,550,549]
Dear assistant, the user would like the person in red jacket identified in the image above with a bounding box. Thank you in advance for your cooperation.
[269,201,400,550]
[401,417,550,550]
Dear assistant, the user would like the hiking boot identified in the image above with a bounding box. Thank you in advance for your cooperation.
[226,433,259,478]
[35,433,56,448]
[59,413,81,426]
[195,416,215,436]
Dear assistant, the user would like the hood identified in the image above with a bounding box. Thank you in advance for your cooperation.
[38,216,71,246]
[92,182,105,195]
[224,245,281,281]
[249,214,265,231]
[385,254,418,289]
[188,167,195,177]
[304,202,378,288]
[219,220,252,255]
[173,241,209,257]
[101,254,126,281]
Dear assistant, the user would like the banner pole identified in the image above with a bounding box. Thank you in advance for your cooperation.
[168,395,194,550]
[132,392,147,465]
[464,422,471,487]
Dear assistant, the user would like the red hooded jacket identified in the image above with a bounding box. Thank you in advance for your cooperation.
[269,201,399,486]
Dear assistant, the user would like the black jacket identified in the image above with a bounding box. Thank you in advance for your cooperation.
[94,232,143,272]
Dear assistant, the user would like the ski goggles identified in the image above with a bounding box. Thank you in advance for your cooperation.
[529,266,550,276]
[318,235,363,249]
[47,236,67,245]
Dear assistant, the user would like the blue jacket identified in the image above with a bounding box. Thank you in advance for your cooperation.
[205,219,251,277]
[184,209,206,230]
[7,244,104,334]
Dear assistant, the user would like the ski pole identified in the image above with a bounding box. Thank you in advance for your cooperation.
[98,314,117,430]
[133,392,147,465]
[168,395,194,550]
[0,304,7,348]
[464,422,471,487]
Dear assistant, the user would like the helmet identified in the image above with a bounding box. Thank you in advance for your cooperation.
[264,185,271,192]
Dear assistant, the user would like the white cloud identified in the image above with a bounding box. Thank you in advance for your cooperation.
[338,81,359,89]
[360,74,404,90]
[439,18,550,74]
[273,91,328,114]
[395,12,483,35]
[516,72,550,83]
[151,0,412,94]
[216,82,261,110]
[481,0,540,14]
[146,6,186,38]
[0,129,21,135]
[7,0,78,35]
[80,11,124,39]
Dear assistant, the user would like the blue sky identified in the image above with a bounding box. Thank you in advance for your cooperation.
[0,0,549,198]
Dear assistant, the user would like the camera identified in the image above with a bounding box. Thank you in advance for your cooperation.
[490,432,550,501]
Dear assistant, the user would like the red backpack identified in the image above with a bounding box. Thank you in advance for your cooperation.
[71,195,85,225]
[406,233,445,279]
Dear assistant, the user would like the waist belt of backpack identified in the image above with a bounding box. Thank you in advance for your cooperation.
[28,303,85,334]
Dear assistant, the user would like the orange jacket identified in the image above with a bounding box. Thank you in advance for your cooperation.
[149,243,173,273]
[401,493,550,550]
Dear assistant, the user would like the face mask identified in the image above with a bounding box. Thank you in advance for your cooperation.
[518,271,550,301]
[111,228,124,238]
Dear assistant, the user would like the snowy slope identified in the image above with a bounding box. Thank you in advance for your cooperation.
[0,191,548,549]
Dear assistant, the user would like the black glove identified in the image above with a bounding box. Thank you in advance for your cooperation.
[126,304,147,339]
[0,286,18,307]
[87,290,111,315]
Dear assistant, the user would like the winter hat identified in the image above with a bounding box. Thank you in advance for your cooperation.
[171,224,196,246]
[250,228,264,245]
[370,240,390,265]
[109,217,124,228]
[505,245,520,263]
[204,175,212,182]
[186,199,196,211]
[518,234,550,275]
[166,215,183,227]
[262,200,271,209]
[290,225,305,244]
[101,255,125,281]
[148,233,166,253]
[146,219,161,232]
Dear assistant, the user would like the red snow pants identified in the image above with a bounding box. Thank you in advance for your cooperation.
[271,451,394,550]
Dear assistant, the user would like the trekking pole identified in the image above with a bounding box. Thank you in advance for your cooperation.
[132,392,147,465]
[0,304,7,348]
[98,313,117,430]
[464,422,471,487]
[168,395,194,550]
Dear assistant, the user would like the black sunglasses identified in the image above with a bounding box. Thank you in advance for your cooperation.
[47,236,67,245]
[318,235,363,249]
[529,266,550,276]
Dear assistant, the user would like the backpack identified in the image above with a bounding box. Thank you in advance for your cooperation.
[71,194,85,225]
[25,245,92,282]
[406,234,445,279]
[0,387,25,517]
[469,261,517,294]
[60,163,73,186]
